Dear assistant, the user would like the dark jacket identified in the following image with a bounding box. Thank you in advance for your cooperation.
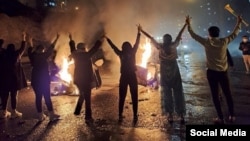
[28,44,55,88]
[106,33,141,74]
[227,49,234,67]
[0,41,27,91]
[69,40,102,89]
[239,42,250,55]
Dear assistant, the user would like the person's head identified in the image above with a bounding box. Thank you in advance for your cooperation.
[163,34,172,47]
[77,43,86,52]
[242,35,249,43]
[6,44,15,52]
[35,44,46,53]
[163,34,172,45]
[122,41,132,53]
[208,26,220,38]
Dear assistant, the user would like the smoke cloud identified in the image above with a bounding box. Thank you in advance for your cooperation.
[40,0,188,76]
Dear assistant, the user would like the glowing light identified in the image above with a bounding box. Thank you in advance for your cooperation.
[56,57,79,95]
[139,38,153,80]
[94,59,104,67]
[147,71,152,80]
[75,6,79,10]
[140,38,152,68]
[58,57,74,85]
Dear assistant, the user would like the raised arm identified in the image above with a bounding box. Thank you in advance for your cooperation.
[140,26,160,49]
[51,33,60,47]
[105,36,122,56]
[46,33,60,55]
[186,15,206,45]
[18,32,27,56]
[46,33,60,57]
[132,24,141,52]
[173,23,187,45]
[88,39,103,56]
[224,15,242,44]
[27,36,35,65]
[27,36,34,55]
[69,33,76,53]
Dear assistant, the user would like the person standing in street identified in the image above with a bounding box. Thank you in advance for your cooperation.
[105,25,141,124]
[239,35,250,74]
[186,15,242,124]
[69,33,103,123]
[140,22,187,124]
[0,32,27,119]
[28,34,60,121]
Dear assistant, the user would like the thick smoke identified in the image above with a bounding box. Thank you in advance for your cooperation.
[41,0,182,76]
[2,0,247,76]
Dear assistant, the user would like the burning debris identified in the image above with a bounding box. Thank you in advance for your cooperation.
[50,36,159,95]
[50,57,104,96]
[136,37,160,89]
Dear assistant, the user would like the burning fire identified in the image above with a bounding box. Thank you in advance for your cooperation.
[53,56,79,95]
[140,38,153,80]
[140,38,152,68]
[58,57,74,85]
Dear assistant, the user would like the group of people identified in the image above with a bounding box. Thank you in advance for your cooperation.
[68,13,243,125]
[0,32,61,121]
[0,33,27,119]
[0,14,245,125]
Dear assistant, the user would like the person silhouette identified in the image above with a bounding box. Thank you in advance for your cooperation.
[105,25,141,123]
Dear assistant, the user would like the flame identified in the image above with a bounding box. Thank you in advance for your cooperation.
[147,72,152,80]
[140,38,152,68]
[140,38,153,80]
[58,57,74,85]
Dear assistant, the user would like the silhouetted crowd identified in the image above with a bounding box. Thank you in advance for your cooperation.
[0,15,247,125]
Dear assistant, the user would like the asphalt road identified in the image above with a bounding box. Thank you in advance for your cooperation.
[0,52,250,141]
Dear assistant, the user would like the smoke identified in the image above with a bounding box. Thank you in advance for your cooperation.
[40,0,181,76]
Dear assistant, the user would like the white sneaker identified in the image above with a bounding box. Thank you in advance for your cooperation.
[49,111,60,121]
[38,113,47,121]
[0,110,11,118]
[11,110,23,119]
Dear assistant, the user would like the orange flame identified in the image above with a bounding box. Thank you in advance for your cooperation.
[140,38,153,80]
[58,57,73,84]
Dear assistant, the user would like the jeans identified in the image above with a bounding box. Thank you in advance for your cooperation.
[74,84,92,119]
[0,90,18,110]
[207,69,234,119]
[32,84,53,113]
[119,72,138,117]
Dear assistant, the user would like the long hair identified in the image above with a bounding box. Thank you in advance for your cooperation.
[163,34,172,55]
[122,41,132,53]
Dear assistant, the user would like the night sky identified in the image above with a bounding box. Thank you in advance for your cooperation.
[148,0,249,37]
[1,0,249,56]
[147,0,250,55]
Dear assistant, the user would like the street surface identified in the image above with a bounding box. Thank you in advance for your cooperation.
[0,52,250,141]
